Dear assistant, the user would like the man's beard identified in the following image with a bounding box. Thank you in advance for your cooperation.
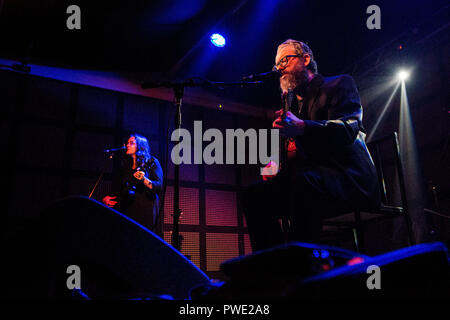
[279,64,309,93]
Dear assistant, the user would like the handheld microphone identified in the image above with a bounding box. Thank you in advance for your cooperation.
[242,69,281,82]
[104,146,126,153]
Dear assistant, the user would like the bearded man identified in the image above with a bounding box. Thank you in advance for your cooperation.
[241,39,381,251]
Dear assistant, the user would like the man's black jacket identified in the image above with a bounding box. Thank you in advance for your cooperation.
[292,74,381,212]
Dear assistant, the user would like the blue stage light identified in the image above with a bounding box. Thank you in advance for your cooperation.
[210,33,226,47]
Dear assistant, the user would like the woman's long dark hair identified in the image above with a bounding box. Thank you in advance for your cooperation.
[125,133,151,169]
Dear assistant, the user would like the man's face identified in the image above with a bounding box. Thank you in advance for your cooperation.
[275,45,309,93]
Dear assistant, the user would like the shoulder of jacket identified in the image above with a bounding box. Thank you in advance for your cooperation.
[324,74,355,86]
[146,156,161,168]
[321,74,357,94]
[323,74,354,85]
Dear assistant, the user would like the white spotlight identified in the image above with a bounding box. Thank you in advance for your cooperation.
[397,70,410,81]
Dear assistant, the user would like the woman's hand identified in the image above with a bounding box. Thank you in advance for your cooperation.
[134,170,153,189]
[133,170,145,181]
[102,195,117,208]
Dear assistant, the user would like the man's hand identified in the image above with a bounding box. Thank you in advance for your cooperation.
[272,109,305,137]
[261,160,279,181]
[102,195,117,208]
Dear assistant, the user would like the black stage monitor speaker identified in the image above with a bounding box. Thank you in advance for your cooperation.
[286,241,450,299]
[3,196,210,299]
[192,242,368,299]
[193,242,449,299]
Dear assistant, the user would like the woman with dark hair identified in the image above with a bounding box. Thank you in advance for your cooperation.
[102,134,163,231]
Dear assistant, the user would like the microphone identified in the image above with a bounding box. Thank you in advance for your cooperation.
[242,69,281,82]
[104,146,126,153]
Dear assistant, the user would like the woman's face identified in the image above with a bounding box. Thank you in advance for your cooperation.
[126,136,137,156]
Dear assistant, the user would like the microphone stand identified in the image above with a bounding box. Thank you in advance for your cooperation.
[88,151,118,199]
[141,78,262,251]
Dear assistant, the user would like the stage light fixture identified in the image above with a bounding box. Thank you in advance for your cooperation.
[210,33,226,47]
[397,70,410,81]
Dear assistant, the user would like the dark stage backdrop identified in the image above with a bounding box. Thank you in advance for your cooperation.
[357,35,450,250]
[0,70,271,280]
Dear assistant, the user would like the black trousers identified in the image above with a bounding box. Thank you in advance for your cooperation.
[241,167,357,251]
